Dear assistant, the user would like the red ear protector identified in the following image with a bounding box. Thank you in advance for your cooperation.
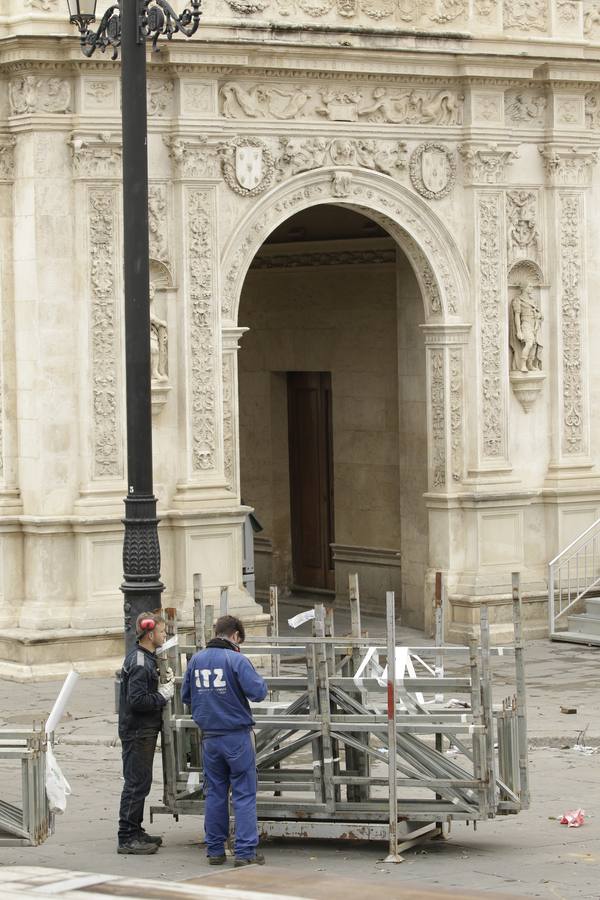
[140,618,156,632]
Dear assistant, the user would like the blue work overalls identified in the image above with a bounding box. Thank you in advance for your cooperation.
[181,638,268,859]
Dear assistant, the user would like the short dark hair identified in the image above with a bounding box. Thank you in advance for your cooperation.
[215,615,245,643]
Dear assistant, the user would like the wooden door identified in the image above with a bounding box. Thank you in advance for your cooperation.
[287,372,335,592]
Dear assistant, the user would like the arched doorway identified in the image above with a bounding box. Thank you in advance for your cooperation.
[237,204,427,627]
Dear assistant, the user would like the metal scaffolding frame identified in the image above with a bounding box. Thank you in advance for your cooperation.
[0,724,52,847]
[152,572,530,860]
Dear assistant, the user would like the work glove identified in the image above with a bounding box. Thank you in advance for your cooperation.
[158,680,175,701]
[164,666,175,684]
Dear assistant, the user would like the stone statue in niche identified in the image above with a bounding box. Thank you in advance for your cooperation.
[509,284,542,373]
[149,282,168,382]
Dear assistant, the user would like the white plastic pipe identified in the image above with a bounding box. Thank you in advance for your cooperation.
[45,670,80,735]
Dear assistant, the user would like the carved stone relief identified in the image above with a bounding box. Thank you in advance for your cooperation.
[478,192,506,460]
[539,145,599,187]
[149,281,168,384]
[459,143,518,185]
[88,189,122,479]
[277,136,408,181]
[584,1,600,35]
[585,92,600,128]
[554,96,584,128]
[503,0,548,30]
[9,75,71,115]
[449,348,464,482]
[556,0,579,22]
[148,183,169,265]
[24,0,59,9]
[430,348,446,488]
[506,190,541,264]
[225,0,270,11]
[475,0,498,14]
[69,133,122,180]
[505,90,547,126]
[222,354,234,490]
[429,0,466,22]
[0,137,16,181]
[187,189,217,473]
[147,80,174,117]
[220,82,463,125]
[84,80,117,109]
[558,192,586,455]
[164,135,221,179]
[409,143,456,200]
[221,136,276,197]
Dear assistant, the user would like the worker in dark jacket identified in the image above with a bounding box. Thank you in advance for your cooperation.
[182,615,268,867]
[117,611,174,855]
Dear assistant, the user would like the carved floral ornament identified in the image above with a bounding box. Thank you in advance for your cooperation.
[538,145,599,187]
[222,0,473,22]
[69,132,122,179]
[458,143,519,185]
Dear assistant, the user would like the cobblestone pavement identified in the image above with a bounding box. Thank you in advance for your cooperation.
[1,606,599,899]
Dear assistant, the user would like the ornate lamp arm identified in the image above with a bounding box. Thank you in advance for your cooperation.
[72,0,202,58]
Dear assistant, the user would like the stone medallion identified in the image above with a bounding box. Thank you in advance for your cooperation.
[409,142,456,200]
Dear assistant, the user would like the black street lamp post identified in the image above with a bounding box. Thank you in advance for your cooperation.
[67,0,202,652]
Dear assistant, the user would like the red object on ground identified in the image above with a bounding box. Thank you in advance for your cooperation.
[559,809,585,827]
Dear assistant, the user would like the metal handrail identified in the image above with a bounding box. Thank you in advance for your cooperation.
[549,516,600,635]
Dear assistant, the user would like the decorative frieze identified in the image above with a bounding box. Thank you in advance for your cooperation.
[84,79,118,111]
[477,192,506,461]
[409,143,456,200]
[187,190,217,473]
[220,82,463,125]
[0,137,16,182]
[459,142,518,185]
[9,75,71,115]
[24,0,59,7]
[88,189,122,480]
[558,192,586,456]
[69,133,122,180]
[585,91,600,128]
[277,136,408,181]
[539,145,599,187]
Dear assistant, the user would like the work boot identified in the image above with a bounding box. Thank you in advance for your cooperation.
[208,854,227,865]
[138,830,163,846]
[117,838,159,855]
[234,853,265,867]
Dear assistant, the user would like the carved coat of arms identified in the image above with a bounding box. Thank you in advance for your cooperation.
[221,137,274,197]
[409,142,456,200]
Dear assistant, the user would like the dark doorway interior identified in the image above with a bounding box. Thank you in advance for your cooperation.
[287,372,335,592]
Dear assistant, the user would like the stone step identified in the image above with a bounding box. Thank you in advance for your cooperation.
[567,613,600,637]
[585,597,600,616]
[551,630,600,647]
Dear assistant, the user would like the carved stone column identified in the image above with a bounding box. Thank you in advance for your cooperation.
[222,327,248,498]
[540,145,598,476]
[70,133,125,509]
[421,325,471,491]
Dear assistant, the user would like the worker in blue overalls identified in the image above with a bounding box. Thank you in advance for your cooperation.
[182,614,268,867]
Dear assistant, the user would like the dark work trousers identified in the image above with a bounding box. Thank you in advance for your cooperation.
[202,730,258,859]
[118,727,159,843]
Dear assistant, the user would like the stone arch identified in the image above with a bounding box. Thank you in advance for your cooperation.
[220,168,470,325]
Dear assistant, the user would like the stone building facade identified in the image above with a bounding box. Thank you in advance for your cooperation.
[1,0,600,677]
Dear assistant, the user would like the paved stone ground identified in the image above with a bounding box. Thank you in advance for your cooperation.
[1,605,599,899]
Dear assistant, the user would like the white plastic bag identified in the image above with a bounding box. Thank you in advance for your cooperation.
[45,744,71,814]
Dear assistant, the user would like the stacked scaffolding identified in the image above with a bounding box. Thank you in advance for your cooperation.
[0,724,51,847]
[153,572,530,859]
